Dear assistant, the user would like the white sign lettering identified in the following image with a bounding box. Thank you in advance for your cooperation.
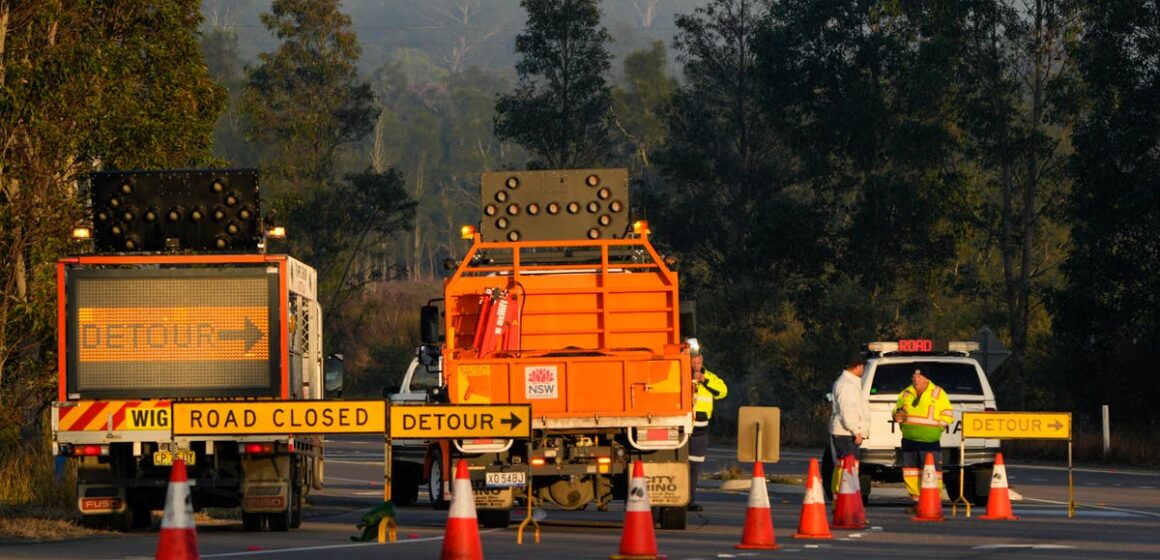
[524,365,558,399]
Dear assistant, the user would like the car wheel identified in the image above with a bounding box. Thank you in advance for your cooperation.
[428,454,450,510]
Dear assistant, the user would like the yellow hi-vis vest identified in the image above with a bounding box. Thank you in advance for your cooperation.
[694,369,728,428]
[895,383,953,443]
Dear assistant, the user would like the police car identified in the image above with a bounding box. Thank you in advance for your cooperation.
[824,339,1000,505]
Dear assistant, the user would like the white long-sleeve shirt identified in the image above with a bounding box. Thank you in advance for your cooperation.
[830,370,870,438]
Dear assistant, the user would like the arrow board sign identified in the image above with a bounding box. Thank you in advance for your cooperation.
[390,404,532,439]
[962,411,1072,440]
[172,401,386,436]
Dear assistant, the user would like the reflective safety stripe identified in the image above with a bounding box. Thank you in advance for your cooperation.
[903,416,942,427]
[689,455,705,462]
[694,395,713,403]
[693,420,709,428]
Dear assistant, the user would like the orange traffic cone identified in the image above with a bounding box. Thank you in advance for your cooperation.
[978,452,1018,520]
[156,458,198,560]
[911,452,944,522]
[832,454,867,529]
[611,461,666,560]
[792,458,832,539]
[735,462,778,550]
[441,459,483,560]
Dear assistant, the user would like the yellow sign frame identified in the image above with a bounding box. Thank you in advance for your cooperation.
[962,411,1071,440]
[171,400,386,436]
[389,404,532,439]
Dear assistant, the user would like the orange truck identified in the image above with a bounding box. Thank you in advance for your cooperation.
[51,169,340,531]
[391,169,695,529]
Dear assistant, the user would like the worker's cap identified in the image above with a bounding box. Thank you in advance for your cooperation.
[846,352,867,368]
[688,338,701,357]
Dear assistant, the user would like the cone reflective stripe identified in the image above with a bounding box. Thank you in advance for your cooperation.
[978,452,1018,520]
[735,462,778,550]
[911,452,945,522]
[831,454,867,529]
[441,459,483,560]
[792,458,832,539]
[156,458,198,560]
[611,461,666,560]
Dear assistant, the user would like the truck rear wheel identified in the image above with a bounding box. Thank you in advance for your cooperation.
[478,509,511,528]
[657,506,687,530]
[242,512,263,531]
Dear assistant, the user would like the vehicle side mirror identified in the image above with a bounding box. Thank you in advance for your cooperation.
[325,354,345,397]
[420,305,441,345]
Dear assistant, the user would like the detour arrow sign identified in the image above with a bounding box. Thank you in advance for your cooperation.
[962,411,1072,440]
[390,404,532,439]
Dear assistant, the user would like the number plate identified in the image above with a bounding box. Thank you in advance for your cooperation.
[485,471,525,487]
[153,450,196,467]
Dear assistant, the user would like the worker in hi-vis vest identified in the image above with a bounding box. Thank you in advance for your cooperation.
[893,368,954,508]
[687,338,727,512]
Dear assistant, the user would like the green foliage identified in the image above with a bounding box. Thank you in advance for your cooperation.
[611,41,677,173]
[242,0,378,192]
[495,0,615,168]
[1053,0,1160,427]
[1,0,225,447]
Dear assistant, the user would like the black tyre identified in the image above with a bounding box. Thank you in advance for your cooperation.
[657,506,687,530]
[947,466,991,506]
[242,512,263,531]
[478,509,511,528]
[392,463,420,506]
[267,484,293,531]
[427,454,450,510]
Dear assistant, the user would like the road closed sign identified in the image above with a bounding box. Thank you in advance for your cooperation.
[390,404,532,439]
[962,411,1072,440]
[172,401,386,436]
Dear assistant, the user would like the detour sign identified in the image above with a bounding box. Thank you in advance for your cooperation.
[172,401,385,436]
[962,411,1071,440]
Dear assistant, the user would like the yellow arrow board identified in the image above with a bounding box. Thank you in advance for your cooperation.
[962,411,1072,440]
[390,404,532,439]
[172,401,386,436]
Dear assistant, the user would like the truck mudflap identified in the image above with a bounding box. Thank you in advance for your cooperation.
[240,455,292,513]
[78,487,127,515]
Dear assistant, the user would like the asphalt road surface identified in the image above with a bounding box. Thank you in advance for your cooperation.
[4,437,1158,559]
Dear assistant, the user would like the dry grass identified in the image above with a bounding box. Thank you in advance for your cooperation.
[0,437,90,543]
[1003,429,1160,467]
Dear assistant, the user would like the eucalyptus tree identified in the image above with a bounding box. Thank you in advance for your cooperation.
[494,0,615,168]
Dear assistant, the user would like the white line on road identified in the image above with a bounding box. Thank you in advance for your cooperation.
[1021,497,1160,519]
[198,529,504,557]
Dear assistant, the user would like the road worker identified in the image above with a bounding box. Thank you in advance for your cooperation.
[829,352,870,496]
[893,368,953,510]
[687,339,728,512]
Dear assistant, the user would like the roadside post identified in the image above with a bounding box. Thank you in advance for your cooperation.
[957,411,1073,518]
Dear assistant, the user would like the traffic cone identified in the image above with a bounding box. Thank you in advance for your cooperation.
[978,452,1018,520]
[155,458,198,560]
[610,460,666,560]
[735,462,778,550]
[441,459,483,560]
[792,458,832,539]
[831,454,867,529]
[911,452,944,522]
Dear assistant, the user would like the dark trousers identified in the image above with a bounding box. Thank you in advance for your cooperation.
[689,428,708,505]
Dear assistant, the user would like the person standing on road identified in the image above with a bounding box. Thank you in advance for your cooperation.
[688,339,728,512]
[829,352,870,496]
[894,368,953,509]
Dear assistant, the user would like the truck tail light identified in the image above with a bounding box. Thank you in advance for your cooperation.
[530,457,547,467]
[643,428,678,442]
[242,443,275,455]
[75,444,109,457]
[597,457,611,465]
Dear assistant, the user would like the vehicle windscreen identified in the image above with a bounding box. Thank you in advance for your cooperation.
[870,362,984,395]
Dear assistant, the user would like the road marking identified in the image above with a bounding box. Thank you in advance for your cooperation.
[1021,497,1160,519]
[973,544,1076,550]
[199,529,504,557]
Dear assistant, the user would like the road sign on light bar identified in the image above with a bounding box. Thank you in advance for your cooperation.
[171,401,386,436]
[962,411,1072,440]
[390,404,532,439]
